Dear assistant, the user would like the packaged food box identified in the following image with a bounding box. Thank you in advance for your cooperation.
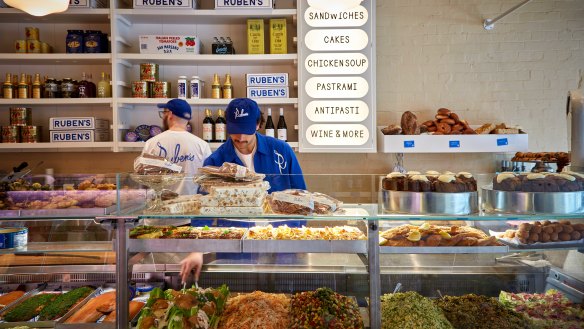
[247,19,265,54]
[139,35,202,54]
[49,117,109,130]
[50,130,109,142]
[246,73,288,87]
[247,86,289,98]
[269,18,287,54]
[133,0,198,9]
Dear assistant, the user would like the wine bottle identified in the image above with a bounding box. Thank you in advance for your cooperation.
[87,73,97,98]
[78,72,89,98]
[277,107,287,142]
[215,109,226,142]
[97,72,110,98]
[203,108,214,142]
[265,108,275,138]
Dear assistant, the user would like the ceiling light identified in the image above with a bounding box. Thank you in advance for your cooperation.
[4,0,69,16]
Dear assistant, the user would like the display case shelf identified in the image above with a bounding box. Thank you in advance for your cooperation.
[0,8,110,23]
[116,54,298,66]
[0,98,112,106]
[116,9,296,25]
[0,53,112,65]
[118,97,297,106]
[0,241,113,255]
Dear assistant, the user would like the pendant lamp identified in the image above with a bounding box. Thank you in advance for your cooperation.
[307,0,363,13]
[4,0,69,16]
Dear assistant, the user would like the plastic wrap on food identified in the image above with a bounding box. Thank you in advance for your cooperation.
[133,154,182,175]
[162,201,201,214]
[196,177,270,194]
[199,206,264,216]
[312,192,343,215]
[267,189,314,215]
[199,163,265,181]
[200,193,267,207]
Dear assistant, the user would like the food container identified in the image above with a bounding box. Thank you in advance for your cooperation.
[380,189,479,215]
[41,42,51,53]
[139,63,159,82]
[131,81,149,98]
[482,186,584,214]
[9,107,31,126]
[152,81,170,98]
[25,27,39,40]
[0,227,28,249]
[66,30,84,53]
[14,40,26,53]
[26,39,41,53]
[139,35,202,54]
[1,126,20,143]
[20,126,41,143]
[84,30,102,53]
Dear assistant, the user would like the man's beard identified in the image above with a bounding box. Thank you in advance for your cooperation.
[162,117,169,130]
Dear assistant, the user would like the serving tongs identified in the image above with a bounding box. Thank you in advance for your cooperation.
[0,161,44,183]
[0,282,48,316]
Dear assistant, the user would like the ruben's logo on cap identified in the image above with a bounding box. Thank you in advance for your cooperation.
[234,108,249,119]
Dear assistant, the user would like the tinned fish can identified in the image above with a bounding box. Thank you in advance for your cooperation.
[9,107,32,126]
[25,27,39,40]
[152,82,170,98]
[132,81,149,98]
[0,228,28,249]
[14,40,26,53]
[1,126,20,143]
[20,126,41,143]
[26,39,41,53]
[140,63,159,82]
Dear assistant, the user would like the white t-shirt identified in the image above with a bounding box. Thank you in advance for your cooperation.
[142,130,211,195]
[235,146,256,172]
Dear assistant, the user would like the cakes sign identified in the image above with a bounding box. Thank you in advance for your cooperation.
[299,0,376,153]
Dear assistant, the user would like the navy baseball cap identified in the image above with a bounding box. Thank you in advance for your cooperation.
[226,98,260,135]
[157,99,192,120]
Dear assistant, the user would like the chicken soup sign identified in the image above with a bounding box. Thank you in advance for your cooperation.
[298,0,376,153]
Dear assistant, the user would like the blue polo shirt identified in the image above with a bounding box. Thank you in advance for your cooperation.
[192,133,306,228]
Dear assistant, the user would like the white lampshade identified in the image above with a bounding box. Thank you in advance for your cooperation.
[4,0,69,16]
[307,0,363,13]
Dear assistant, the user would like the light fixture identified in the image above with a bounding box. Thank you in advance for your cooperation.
[307,0,363,13]
[4,0,69,16]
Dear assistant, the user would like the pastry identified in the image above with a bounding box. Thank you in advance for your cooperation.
[475,123,496,134]
[401,111,420,135]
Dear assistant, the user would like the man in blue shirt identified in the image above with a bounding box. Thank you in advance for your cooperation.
[180,98,306,283]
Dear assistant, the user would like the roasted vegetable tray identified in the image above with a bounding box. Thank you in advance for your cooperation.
[241,229,368,253]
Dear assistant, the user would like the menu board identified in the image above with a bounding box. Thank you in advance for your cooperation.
[298,0,376,153]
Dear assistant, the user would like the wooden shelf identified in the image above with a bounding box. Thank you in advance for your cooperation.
[116,54,297,66]
[0,98,112,106]
[0,142,114,151]
[0,53,111,65]
[0,8,110,23]
[116,9,296,25]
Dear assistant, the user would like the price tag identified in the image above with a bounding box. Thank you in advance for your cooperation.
[497,138,508,146]
[449,140,460,148]
[404,140,415,148]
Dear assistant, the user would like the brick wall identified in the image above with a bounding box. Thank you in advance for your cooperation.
[1,0,583,178]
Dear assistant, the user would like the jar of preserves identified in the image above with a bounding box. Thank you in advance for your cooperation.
[61,78,75,98]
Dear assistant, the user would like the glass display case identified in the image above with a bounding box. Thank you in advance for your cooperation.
[0,173,583,329]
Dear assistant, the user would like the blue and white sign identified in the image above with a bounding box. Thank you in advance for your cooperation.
[246,73,288,87]
[50,117,109,130]
[50,130,109,142]
[69,0,89,7]
[215,0,272,9]
[247,87,289,98]
[134,0,195,9]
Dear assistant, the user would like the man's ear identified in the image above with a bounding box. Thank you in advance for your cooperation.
[256,123,260,131]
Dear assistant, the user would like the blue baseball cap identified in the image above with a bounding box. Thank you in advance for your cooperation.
[157,99,192,120]
[226,98,260,135]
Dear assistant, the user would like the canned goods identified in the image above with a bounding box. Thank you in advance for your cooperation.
[61,78,75,98]
[131,81,149,98]
[26,39,41,53]
[9,107,31,126]
[14,40,26,53]
[152,81,170,98]
[41,42,51,53]
[20,126,41,143]
[66,30,84,53]
[1,126,20,143]
[25,27,39,40]
[140,63,159,82]
[0,228,28,249]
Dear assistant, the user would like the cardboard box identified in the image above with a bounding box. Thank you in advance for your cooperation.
[49,117,109,130]
[247,19,264,54]
[247,86,288,98]
[246,73,288,87]
[139,35,202,54]
[215,0,272,9]
[269,18,287,54]
[50,130,109,143]
[133,0,198,9]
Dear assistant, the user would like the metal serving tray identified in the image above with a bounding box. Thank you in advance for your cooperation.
[0,291,61,328]
[379,245,509,254]
[128,238,242,253]
[482,186,584,214]
[380,189,478,215]
[242,231,367,253]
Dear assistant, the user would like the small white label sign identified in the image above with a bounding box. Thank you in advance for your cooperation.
[304,29,368,51]
[306,100,369,122]
[305,53,368,75]
[305,77,369,99]
[306,124,370,146]
[304,5,368,27]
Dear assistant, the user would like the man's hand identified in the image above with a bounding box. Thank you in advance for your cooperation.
[180,252,203,284]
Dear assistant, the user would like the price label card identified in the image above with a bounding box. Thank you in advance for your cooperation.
[449,140,460,148]
[404,140,415,148]
[497,138,509,146]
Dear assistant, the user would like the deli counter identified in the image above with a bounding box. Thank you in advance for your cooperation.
[0,172,583,329]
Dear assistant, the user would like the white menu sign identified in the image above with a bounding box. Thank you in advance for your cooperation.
[299,0,376,152]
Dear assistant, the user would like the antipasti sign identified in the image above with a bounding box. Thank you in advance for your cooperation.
[299,0,376,152]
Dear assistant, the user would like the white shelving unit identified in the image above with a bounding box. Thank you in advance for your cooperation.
[116,8,297,24]
[117,53,297,66]
[0,142,114,151]
[118,141,298,151]
[0,53,112,65]
[118,97,297,106]
[0,98,112,105]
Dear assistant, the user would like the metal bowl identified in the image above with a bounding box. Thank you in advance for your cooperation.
[481,186,584,214]
[380,189,479,215]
